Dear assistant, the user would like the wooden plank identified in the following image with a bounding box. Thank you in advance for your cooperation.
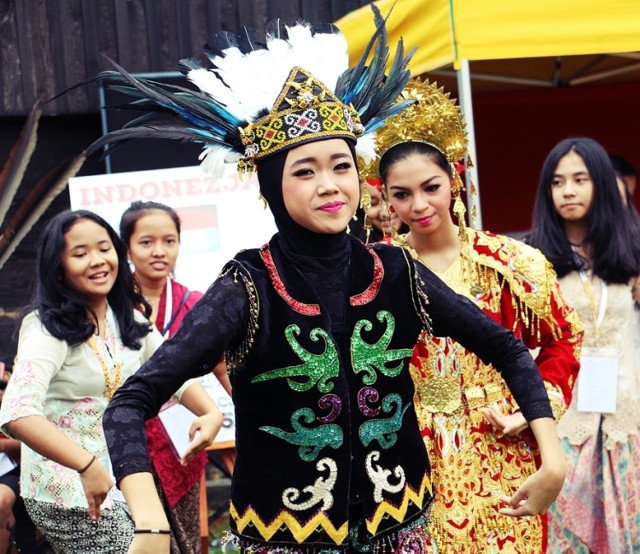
[13,0,44,113]
[299,0,332,24]
[158,0,182,66]
[265,0,302,24]
[47,0,69,112]
[81,0,100,78]
[332,0,368,20]
[187,1,210,60]
[114,0,151,72]
[204,0,222,36]
[92,1,120,71]
[113,0,133,69]
[235,0,260,29]
[143,0,163,69]
[0,0,372,118]
[175,0,193,59]
[0,0,23,114]
[49,0,91,114]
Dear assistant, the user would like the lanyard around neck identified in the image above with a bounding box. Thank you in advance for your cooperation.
[162,278,173,336]
[572,247,607,332]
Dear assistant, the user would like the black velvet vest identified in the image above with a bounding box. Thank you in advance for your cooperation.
[225,235,433,552]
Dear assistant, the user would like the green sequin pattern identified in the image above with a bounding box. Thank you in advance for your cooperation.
[351,311,413,385]
[359,393,410,449]
[259,407,344,461]
[251,325,339,392]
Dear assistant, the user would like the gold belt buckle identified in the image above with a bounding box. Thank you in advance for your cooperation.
[484,382,503,404]
[418,376,462,414]
[463,382,504,409]
[464,385,486,409]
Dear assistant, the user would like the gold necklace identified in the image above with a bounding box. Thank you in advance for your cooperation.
[88,335,122,400]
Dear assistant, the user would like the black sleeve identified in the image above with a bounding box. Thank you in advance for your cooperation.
[103,269,250,482]
[415,262,553,422]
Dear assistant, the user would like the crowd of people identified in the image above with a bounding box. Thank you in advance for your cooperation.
[0,6,638,554]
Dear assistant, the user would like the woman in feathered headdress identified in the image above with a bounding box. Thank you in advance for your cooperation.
[375,78,583,553]
[98,8,566,553]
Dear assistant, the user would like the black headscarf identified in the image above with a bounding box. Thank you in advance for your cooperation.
[256,139,358,257]
[256,138,358,335]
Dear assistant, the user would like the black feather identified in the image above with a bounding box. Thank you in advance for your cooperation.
[204,31,240,59]
[335,2,414,133]
[177,58,203,75]
[80,56,246,160]
[362,39,416,128]
[265,18,288,40]
[311,22,341,37]
[236,26,266,53]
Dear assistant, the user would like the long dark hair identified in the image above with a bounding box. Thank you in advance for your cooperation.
[32,209,151,348]
[119,200,182,247]
[528,137,640,282]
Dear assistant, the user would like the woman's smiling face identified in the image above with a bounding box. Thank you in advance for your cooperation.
[281,138,360,234]
[61,218,119,310]
[385,153,453,237]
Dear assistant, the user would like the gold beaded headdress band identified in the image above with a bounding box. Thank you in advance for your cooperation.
[375,77,476,242]
[87,5,416,180]
[237,68,364,175]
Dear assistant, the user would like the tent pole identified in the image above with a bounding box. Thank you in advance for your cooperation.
[456,59,483,229]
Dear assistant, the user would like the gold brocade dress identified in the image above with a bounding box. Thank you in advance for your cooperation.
[404,229,583,553]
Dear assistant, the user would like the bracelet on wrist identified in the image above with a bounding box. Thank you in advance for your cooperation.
[134,529,171,535]
[77,455,96,474]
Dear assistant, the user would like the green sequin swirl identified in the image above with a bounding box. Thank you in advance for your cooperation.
[251,325,339,392]
[351,311,413,385]
[359,393,409,449]
[259,408,344,462]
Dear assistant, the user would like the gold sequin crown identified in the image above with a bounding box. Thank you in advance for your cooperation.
[375,77,468,165]
[238,67,364,175]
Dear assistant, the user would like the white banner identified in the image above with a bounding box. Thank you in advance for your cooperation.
[69,165,276,294]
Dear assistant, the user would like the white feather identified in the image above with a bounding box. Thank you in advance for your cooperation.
[355,133,377,164]
[186,67,254,121]
[199,146,233,179]
[309,33,350,90]
[190,23,352,126]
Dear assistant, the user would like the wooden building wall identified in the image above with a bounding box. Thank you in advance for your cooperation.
[0,0,370,117]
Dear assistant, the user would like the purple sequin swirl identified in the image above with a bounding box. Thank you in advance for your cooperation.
[358,387,381,417]
[317,394,342,423]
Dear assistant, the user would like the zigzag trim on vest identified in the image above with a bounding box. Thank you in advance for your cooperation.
[365,472,433,535]
[230,502,349,545]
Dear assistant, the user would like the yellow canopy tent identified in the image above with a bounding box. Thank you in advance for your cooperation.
[336,0,640,226]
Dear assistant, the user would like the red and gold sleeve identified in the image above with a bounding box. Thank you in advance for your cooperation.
[498,278,583,420]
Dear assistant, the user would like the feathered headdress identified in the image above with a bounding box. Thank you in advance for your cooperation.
[87,4,415,178]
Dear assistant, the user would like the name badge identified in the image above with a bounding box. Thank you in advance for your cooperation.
[577,348,618,413]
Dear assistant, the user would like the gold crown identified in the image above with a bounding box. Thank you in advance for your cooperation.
[374,77,478,261]
[375,78,468,165]
[238,67,364,175]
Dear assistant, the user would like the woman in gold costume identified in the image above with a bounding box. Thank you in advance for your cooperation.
[374,79,584,553]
